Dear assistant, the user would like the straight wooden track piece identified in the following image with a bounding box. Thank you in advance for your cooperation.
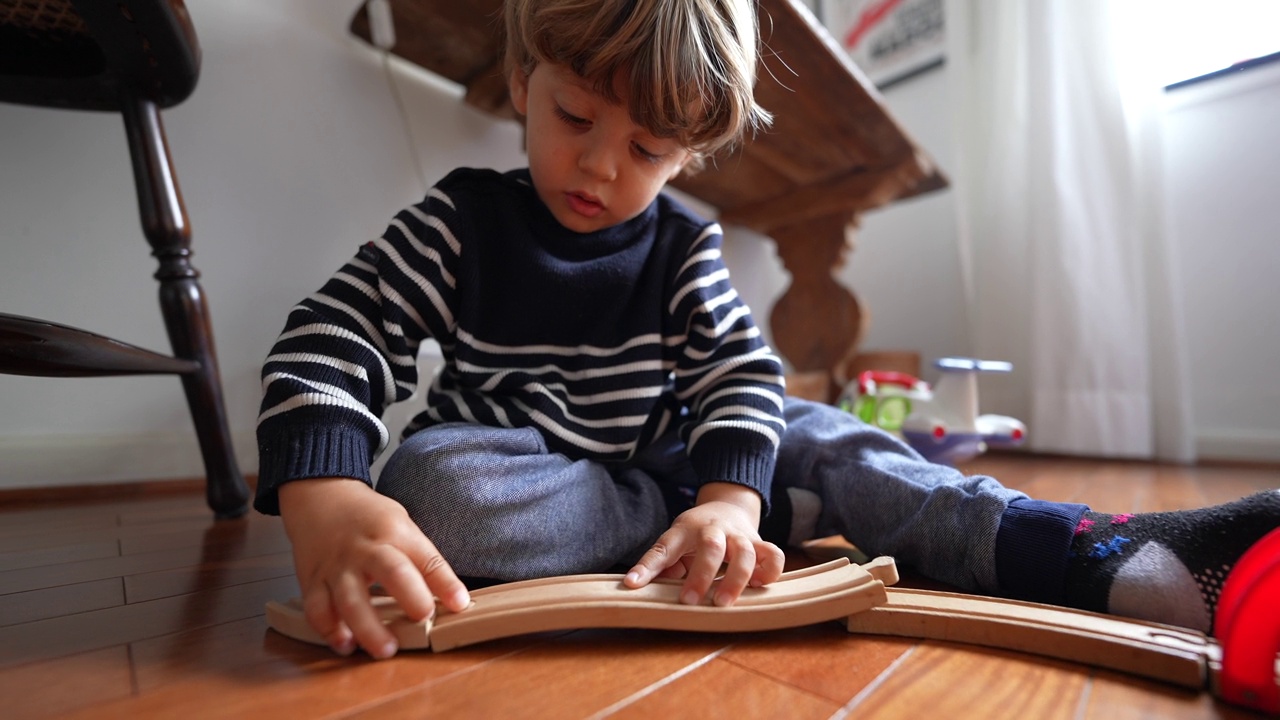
[845,587,1220,690]
[266,556,897,652]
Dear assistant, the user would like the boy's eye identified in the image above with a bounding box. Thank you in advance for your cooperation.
[554,105,589,127]
[633,142,663,163]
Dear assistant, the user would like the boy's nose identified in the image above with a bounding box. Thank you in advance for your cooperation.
[578,140,618,181]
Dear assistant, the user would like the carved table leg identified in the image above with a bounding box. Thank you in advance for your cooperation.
[124,98,250,519]
[768,212,865,402]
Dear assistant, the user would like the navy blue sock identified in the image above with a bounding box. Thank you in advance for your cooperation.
[995,499,1088,604]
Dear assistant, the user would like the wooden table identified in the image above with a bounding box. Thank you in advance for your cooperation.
[349,0,947,400]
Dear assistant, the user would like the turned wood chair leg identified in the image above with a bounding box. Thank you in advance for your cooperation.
[124,97,250,519]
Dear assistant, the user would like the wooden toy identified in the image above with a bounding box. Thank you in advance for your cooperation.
[266,556,896,652]
[850,542,1280,715]
[846,585,1216,689]
[267,548,1280,713]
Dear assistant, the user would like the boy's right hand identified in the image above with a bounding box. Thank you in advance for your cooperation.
[278,478,470,659]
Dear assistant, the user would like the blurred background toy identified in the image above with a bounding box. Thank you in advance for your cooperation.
[840,357,1026,465]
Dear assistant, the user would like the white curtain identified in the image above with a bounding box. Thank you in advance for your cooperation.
[946,0,1195,461]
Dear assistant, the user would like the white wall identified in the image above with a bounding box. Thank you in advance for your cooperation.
[1161,61,1280,461]
[0,0,523,488]
[2,2,1276,490]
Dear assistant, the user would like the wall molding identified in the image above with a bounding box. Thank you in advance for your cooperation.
[0,431,258,490]
[1196,432,1280,464]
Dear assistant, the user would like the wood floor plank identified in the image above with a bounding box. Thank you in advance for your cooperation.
[73,632,564,719]
[720,623,915,705]
[1187,467,1280,506]
[1082,669,1252,720]
[124,551,295,604]
[119,515,286,556]
[605,655,841,719]
[0,575,298,669]
[2,646,134,720]
[0,513,117,544]
[0,538,120,573]
[0,494,200,529]
[0,455,1272,718]
[0,577,124,627]
[2,515,237,556]
[342,630,731,719]
[0,526,291,596]
[117,500,226,526]
[963,456,1103,505]
[842,642,1089,719]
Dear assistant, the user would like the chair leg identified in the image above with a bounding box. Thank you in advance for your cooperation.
[158,277,251,518]
[124,97,250,519]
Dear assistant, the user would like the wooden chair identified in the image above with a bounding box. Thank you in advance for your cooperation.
[0,0,249,518]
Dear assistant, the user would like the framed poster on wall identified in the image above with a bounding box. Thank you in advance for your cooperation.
[820,0,946,89]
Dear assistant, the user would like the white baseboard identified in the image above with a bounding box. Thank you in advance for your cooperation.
[0,431,258,490]
[1196,432,1280,464]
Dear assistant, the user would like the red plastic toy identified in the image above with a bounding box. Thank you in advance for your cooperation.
[1214,526,1280,714]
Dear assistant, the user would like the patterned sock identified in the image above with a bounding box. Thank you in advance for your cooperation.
[1063,490,1280,633]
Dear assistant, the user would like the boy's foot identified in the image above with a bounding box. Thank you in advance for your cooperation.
[1064,490,1280,633]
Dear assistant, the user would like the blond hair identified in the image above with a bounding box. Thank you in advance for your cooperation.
[504,0,771,160]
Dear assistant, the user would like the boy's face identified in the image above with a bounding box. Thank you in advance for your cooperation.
[509,62,692,234]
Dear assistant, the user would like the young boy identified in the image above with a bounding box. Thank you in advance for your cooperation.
[256,0,1279,660]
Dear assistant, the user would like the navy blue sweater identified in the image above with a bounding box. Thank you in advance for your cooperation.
[255,168,786,515]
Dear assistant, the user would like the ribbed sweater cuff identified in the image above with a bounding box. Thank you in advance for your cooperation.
[994,499,1089,603]
[254,427,373,515]
[688,435,777,514]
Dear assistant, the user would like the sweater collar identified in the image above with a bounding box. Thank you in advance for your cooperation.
[506,169,658,260]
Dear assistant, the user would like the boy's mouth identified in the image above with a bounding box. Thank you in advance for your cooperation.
[565,191,604,218]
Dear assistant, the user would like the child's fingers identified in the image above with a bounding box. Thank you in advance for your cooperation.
[749,539,786,587]
[407,534,471,613]
[301,585,355,656]
[365,544,435,622]
[712,533,757,606]
[330,573,399,659]
[656,560,689,579]
[679,528,728,605]
[624,531,688,588]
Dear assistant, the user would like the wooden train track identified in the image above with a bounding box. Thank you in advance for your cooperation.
[846,585,1219,690]
[268,551,1278,712]
[267,556,896,652]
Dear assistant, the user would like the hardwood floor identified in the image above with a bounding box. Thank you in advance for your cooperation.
[1,454,1275,719]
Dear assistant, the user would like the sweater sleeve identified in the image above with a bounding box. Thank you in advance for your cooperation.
[253,184,464,514]
[667,221,786,510]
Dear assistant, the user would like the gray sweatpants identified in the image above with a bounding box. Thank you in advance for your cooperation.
[375,397,1026,593]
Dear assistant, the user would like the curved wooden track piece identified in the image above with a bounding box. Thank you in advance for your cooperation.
[266,557,898,652]
[845,588,1221,691]
[266,595,432,650]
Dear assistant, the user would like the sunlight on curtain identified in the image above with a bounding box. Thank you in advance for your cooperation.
[946,0,1195,461]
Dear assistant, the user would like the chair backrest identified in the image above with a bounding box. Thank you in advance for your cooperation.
[0,0,200,111]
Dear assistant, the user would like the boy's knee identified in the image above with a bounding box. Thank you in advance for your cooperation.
[379,424,546,493]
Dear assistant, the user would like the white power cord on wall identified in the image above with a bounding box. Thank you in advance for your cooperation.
[368,0,430,195]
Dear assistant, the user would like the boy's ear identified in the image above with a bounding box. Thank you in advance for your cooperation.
[508,68,530,116]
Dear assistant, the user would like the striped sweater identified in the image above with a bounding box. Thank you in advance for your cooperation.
[254,168,786,515]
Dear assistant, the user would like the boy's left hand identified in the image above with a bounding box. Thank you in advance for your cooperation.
[623,482,785,607]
